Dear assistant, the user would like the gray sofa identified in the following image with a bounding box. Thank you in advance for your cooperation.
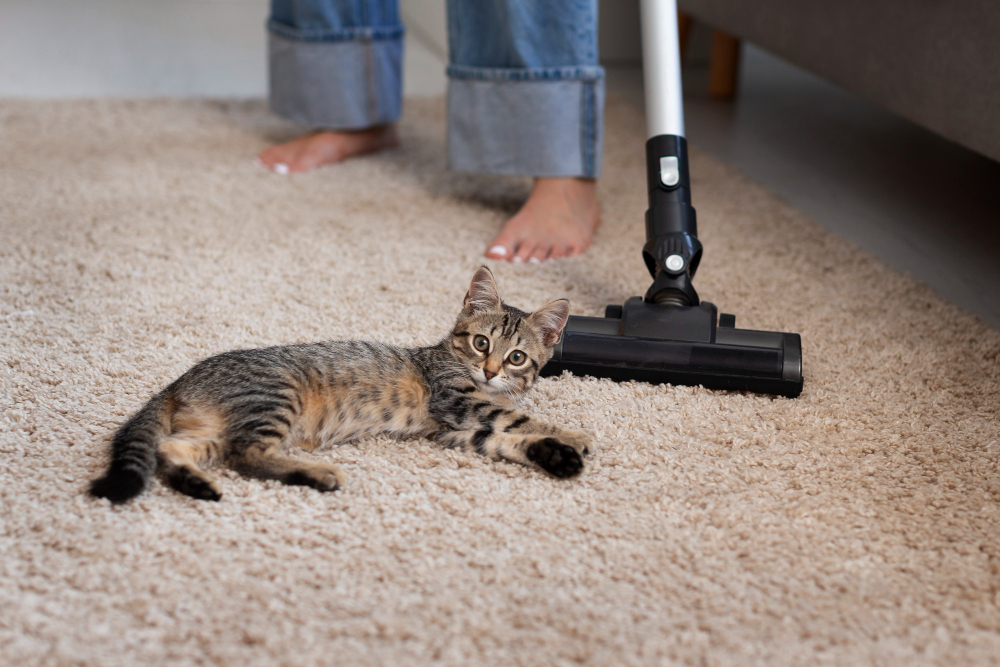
[677,0,1000,163]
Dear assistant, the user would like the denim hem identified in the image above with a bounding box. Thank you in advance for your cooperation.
[267,19,404,44]
[447,75,605,178]
[268,31,403,131]
[446,64,604,82]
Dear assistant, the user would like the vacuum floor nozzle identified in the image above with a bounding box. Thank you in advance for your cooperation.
[542,297,803,398]
[548,7,805,399]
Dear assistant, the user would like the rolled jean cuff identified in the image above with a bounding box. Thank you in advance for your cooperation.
[446,65,605,179]
[267,20,404,130]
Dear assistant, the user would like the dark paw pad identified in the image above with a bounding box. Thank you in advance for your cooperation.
[168,469,222,501]
[285,470,340,492]
[526,438,584,478]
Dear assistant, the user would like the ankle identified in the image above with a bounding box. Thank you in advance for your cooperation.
[532,177,597,200]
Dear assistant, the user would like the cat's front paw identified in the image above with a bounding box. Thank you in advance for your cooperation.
[526,438,585,478]
[560,429,594,457]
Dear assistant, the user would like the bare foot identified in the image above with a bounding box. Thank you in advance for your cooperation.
[256,125,399,174]
[485,178,600,263]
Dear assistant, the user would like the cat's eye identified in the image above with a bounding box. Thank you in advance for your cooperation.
[473,335,490,352]
[507,350,527,366]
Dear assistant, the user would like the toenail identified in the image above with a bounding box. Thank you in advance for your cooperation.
[513,256,524,264]
[488,245,508,257]
[529,257,541,264]
[274,163,289,175]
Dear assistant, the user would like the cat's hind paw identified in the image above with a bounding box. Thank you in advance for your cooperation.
[526,438,585,478]
[167,468,223,501]
[284,464,345,493]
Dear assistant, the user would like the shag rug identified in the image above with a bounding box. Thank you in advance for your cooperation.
[1,97,999,666]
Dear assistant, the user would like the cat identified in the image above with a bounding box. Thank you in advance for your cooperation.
[89,266,593,503]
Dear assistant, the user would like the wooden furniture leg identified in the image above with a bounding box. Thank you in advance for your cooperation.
[708,29,741,99]
[678,11,693,59]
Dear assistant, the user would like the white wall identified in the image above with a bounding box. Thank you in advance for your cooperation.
[0,0,269,97]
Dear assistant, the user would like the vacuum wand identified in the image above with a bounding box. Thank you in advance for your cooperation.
[541,0,804,397]
[640,0,700,308]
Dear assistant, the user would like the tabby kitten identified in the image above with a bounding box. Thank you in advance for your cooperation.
[89,267,593,503]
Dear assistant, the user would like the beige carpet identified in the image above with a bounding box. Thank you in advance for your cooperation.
[1,97,999,666]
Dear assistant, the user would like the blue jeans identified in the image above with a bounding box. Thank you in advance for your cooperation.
[267,0,605,178]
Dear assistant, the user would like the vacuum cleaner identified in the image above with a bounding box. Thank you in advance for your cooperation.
[542,0,803,398]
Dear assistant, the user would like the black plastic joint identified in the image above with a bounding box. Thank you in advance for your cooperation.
[646,135,691,195]
[644,269,700,306]
[642,231,703,278]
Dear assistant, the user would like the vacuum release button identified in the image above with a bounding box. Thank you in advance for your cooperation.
[659,156,680,187]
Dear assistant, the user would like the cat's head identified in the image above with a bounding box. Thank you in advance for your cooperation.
[450,266,569,396]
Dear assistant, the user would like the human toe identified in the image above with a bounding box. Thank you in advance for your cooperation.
[546,245,568,261]
[512,243,536,264]
[256,146,287,169]
[528,246,550,264]
[485,243,510,260]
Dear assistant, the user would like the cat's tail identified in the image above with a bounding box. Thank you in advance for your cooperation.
[89,391,171,503]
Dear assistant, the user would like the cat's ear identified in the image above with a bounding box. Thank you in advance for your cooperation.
[463,266,501,314]
[531,299,570,346]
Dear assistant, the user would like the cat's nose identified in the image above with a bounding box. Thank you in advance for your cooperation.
[483,369,497,381]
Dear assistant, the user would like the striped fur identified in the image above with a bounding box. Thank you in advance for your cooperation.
[89,267,591,503]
